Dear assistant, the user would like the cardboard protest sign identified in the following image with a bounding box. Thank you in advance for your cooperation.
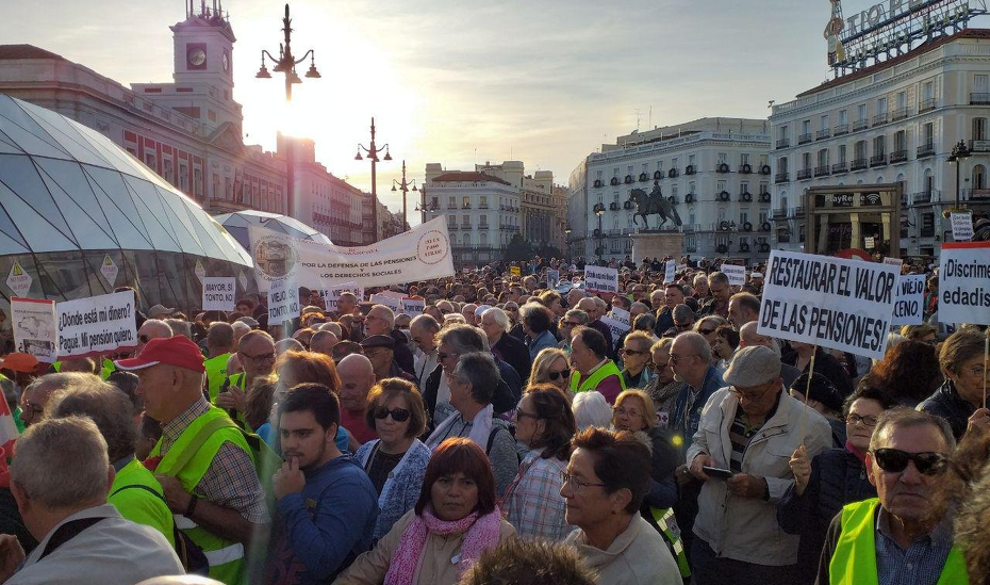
[722,264,746,287]
[610,307,631,326]
[663,262,675,284]
[320,281,363,312]
[891,274,925,326]
[510,266,521,277]
[938,242,990,325]
[585,266,619,293]
[202,277,236,311]
[401,297,425,317]
[370,293,402,313]
[268,277,300,325]
[951,211,974,242]
[757,250,898,360]
[57,290,137,359]
[546,269,560,289]
[600,316,631,345]
[11,297,57,363]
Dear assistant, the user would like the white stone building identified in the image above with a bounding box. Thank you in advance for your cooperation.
[770,28,990,257]
[569,118,772,262]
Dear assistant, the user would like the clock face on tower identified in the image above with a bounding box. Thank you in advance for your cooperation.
[187,44,207,70]
[222,51,230,73]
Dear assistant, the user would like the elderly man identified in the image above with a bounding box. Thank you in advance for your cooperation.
[136,319,172,354]
[1,417,182,585]
[336,354,378,446]
[216,330,276,418]
[698,272,731,319]
[481,307,531,382]
[576,297,616,359]
[335,291,358,318]
[727,292,761,331]
[204,322,235,403]
[409,314,441,390]
[669,304,696,337]
[461,303,479,326]
[655,283,687,337]
[360,335,414,384]
[364,305,415,377]
[17,373,86,428]
[424,352,518,497]
[566,288,586,310]
[817,408,965,585]
[738,323,801,388]
[116,336,269,585]
[309,329,339,357]
[569,326,625,404]
[687,346,831,585]
[558,309,590,354]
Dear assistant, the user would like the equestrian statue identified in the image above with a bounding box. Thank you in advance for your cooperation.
[628,183,682,230]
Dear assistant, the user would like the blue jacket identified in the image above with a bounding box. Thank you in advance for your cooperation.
[527,330,558,362]
[267,455,379,585]
[670,365,724,454]
[355,439,432,541]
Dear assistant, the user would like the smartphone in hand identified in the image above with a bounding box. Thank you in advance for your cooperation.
[702,466,734,480]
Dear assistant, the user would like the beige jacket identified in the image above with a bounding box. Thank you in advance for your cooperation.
[685,388,832,566]
[564,515,681,585]
[332,509,515,585]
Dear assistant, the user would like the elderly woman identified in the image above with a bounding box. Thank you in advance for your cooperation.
[611,390,680,512]
[572,391,612,431]
[778,385,895,584]
[520,303,557,361]
[693,316,727,356]
[920,329,990,440]
[561,427,681,585]
[642,338,680,425]
[333,438,515,585]
[502,384,575,541]
[711,324,738,370]
[899,322,937,344]
[527,348,571,395]
[356,379,432,541]
[619,331,656,390]
[557,309,590,354]
[481,307,531,383]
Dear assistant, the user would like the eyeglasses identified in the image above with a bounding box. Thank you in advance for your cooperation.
[613,406,642,418]
[373,406,411,422]
[674,322,693,331]
[437,351,459,362]
[560,472,606,491]
[698,328,717,336]
[846,413,879,427]
[872,448,948,476]
[620,348,646,357]
[963,366,988,377]
[515,408,539,421]
[241,351,276,363]
[547,368,571,381]
[668,354,698,365]
[730,383,774,401]
[647,361,667,372]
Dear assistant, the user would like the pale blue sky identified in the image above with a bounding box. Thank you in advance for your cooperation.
[2,0,843,219]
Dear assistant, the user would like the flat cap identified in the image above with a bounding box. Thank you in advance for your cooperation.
[360,335,395,350]
[723,345,781,388]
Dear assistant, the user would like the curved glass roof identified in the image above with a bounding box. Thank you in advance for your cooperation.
[0,94,252,266]
[214,209,333,250]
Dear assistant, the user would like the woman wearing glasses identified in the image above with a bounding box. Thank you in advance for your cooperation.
[502,385,576,541]
[561,427,682,585]
[355,378,431,541]
[919,329,990,440]
[777,385,895,585]
[618,332,656,390]
[527,348,572,396]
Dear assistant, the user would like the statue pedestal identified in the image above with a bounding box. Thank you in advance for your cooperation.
[630,231,684,263]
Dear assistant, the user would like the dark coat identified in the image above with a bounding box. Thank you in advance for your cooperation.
[781,346,854,398]
[919,379,975,440]
[389,329,416,376]
[421,358,520,426]
[493,333,532,383]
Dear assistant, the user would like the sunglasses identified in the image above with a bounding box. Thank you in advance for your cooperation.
[620,348,645,356]
[872,448,948,476]
[698,328,716,335]
[373,406,411,422]
[547,368,571,381]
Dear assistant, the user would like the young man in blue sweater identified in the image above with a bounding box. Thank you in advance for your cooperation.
[265,384,379,585]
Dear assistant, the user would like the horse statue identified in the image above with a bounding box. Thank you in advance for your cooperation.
[628,183,682,230]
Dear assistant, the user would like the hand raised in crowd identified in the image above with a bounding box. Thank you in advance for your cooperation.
[967,407,990,435]
[789,445,811,496]
[215,385,246,412]
[0,534,25,583]
[273,457,305,500]
[726,474,768,499]
[155,474,194,514]
[690,453,715,481]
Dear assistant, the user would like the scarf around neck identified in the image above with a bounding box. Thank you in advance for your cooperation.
[427,403,494,451]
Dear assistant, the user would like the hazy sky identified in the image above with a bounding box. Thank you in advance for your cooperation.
[2,0,845,221]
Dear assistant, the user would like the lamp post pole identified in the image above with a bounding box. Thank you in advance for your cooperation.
[392,160,418,231]
[355,118,391,242]
[593,202,606,263]
[948,139,972,209]
[256,3,321,221]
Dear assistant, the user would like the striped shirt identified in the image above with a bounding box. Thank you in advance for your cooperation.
[727,397,780,472]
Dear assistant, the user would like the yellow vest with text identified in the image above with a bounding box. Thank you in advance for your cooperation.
[828,498,968,585]
[149,406,256,585]
[570,360,625,393]
[205,353,232,403]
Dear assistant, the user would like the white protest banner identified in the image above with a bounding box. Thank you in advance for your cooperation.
[249,216,455,291]
[664,261,676,284]
[676,263,687,273]
[938,242,990,325]
[585,265,619,293]
[951,211,974,242]
[600,316,631,345]
[610,306,631,326]
[57,290,137,359]
[883,257,903,267]
[11,297,57,363]
[370,293,402,313]
[268,277,300,325]
[401,297,425,317]
[722,264,746,287]
[757,250,898,360]
[202,277,236,311]
[546,269,560,289]
[891,274,925,326]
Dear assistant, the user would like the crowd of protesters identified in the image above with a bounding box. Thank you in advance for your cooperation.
[0,251,987,585]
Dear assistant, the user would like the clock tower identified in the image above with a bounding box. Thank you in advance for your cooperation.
[171,0,235,91]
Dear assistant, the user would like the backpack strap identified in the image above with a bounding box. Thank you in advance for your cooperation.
[110,483,166,502]
[486,424,510,455]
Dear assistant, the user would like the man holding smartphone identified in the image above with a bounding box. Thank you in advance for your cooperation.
[686,345,832,585]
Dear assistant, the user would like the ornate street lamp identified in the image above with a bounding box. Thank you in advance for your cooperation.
[391,160,418,231]
[355,118,392,242]
[947,139,972,209]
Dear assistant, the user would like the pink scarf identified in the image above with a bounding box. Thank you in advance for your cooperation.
[383,505,502,585]
[846,440,867,465]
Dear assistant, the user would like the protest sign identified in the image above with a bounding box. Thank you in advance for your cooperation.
[320,281,364,312]
[510,266,521,277]
[57,290,137,359]
[951,211,974,242]
[546,269,560,289]
[11,297,57,363]
[938,242,990,325]
[610,306,631,326]
[883,257,903,267]
[370,293,403,313]
[249,217,455,291]
[891,274,925,326]
[676,263,687,273]
[664,262,676,284]
[722,264,746,287]
[401,297,425,317]
[202,277,236,311]
[585,265,619,293]
[600,316,631,345]
[757,250,898,360]
[268,277,300,325]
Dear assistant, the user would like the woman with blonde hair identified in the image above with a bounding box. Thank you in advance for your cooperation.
[527,348,571,396]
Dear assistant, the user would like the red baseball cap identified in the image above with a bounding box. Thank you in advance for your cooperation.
[115,336,205,374]
[0,353,40,373]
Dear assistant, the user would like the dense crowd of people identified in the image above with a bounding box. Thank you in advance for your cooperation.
[0,253,987,585]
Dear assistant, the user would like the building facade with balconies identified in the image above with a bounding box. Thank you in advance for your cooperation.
[423,162,522,267]
[770,29,990,257]
[571,117,772,261]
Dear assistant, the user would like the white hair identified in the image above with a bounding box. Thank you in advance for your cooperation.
[572,391,613,431]
[11,416,109,508]
[370,304,395,330]
[482,307,511,332]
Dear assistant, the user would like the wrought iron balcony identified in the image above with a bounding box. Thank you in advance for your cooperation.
[917,143,935,158]
[797,168,812,180]
[890,149,908,164]
[833,124,849,136]
[869,153,887,167]
[853,119,869,132]
[776,138,790,149]
[814,165,830,177]
[851,158,868,171]
[970,93,990,105]
[798,133,813,144]
[919,98,936,113]
[831,162,848,174]
[775,172,790,183]
[816,129,831,140]
[872,113,888,126]
[891,108,909,122]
